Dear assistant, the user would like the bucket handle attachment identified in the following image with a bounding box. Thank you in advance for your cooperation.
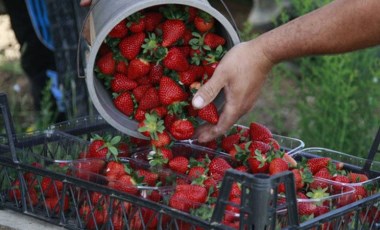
[76,1,101,79]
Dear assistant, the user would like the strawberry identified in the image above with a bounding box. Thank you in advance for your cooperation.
[203,61,219,77]
[158,76,188,105]
[307,157,331,175]
[168,156,189,174]
[263,137,281,151]
[127,58,151,80]
[149,64,164,84]
[135,169,159,186]
[169,119,194,140]
[144,12,163,32]
[298,202,317,216]
[97,52,115,75]
[104,161,126,179]
[188,166,206,179]
[159,147,173,161]
[347,172,369,183]
[111,73,138,92]
[194,12,215,33]
[113,92,134,116]
[204,33,226,49]
[108,19,128,38]
[185,6,197,22]
[119,32,146,60]
[135,109,147,124]
[209,157,232,180]
[127,12,146,33]
[151,131,171,148]
[353,185,367,201]
[136,76,152,85]
[332,175,350,192]
[41,177,63,198]
[198,102,219,124]
[169,191,192,212]
[247,152,269,174]
[45,195,69,214]
[221,134,241,152]
[88,139,108,158]
[109,174,138,195]
[249,140,271,155]
[269,158,289,175]
[162,19,186,47]
[151,106,167,118]
[175,184,208,204]
[179,68,198,86]
[74,159,106,178]
[133,85,152,102]
[229,183,241,199]
[314,168,332,180]
[138,87,160,111]
[249,122,273,142]
[163,47,190,72]
[292,168,304,190]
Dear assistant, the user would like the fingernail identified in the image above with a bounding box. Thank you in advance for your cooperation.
[192,95,204,109]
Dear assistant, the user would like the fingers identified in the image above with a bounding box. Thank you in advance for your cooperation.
[80,0,92,7]
[192,69,225,109]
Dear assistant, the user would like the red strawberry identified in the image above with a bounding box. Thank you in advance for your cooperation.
[75,159,106,178]
[269,158,289,175]
[249,122,273,142]
[168,156,189,174]
[221,134,241,152]
[307,157,331,175]
[45,195,69,214]
[292,169,304,190]
[249,141,271,155]
[247,152,269,174]
[353,185,367,201]
[113,92,134,116]
[162,19,186,47]
[151,106,167,118]
[111,73,138,92]
[194,12,215,33]
[209,157,232,180]
[332,175,350,192]
[159,147,173,161]
[119,32,146,60]
[135,169,159,186]
[169,192,192,212]
[127,12,146,33]
[105,161,126,179]
[185,6,198,22]
[88,139,108,158]
[348,172,369,183]
[135,109,146,123]
[198,102,219,124]
[144,12,163,31]
[109,174,138,195]
[138,87,160,111]
[136,76,152,85]
[151,131,171,148]
[263,137,281,151]
[133,85,152,102]
[298,202,317,216]
[158,76,188,105]
[127,58,151,80]
[175,184,208,204]
[203,61,218,77]
[169,119,194,140]
[115,61,128,74]
[314,168,332,180]
[97,52,115,75]
[163,47,189,72]
[108,19,128,38]
[204,33,226,49]
[41,177,63,198]
[149,64,164,84]
[188,166,206,179]
[179,68,198,86]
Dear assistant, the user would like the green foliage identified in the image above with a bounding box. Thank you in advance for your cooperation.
[35,79,58,130]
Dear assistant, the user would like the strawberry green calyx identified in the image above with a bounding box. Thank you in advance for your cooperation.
[127,12,145,25]
[197,11,213,23]
[234,141,251,163]
[138,113,165,140]
[204,45,226,64]
[306,187,330,202]
[147,148,169,167]
[160,5,186,20]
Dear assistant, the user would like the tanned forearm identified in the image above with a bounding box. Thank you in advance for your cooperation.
[256,0,380,64]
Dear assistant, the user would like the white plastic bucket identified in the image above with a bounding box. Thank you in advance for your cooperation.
[82,0,241,139]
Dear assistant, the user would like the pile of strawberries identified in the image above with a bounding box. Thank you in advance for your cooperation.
[95,4,228,143]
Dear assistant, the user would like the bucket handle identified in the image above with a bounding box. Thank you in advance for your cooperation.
[76,1,101,78]
[218,0,242,41]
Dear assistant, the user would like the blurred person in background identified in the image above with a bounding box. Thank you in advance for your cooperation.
[3,0,66,123]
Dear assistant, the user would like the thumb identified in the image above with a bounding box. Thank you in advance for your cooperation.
[192,74,225,109]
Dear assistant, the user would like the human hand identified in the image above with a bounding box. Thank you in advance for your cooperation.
[192,40,274,143]
[80,0,92,7]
